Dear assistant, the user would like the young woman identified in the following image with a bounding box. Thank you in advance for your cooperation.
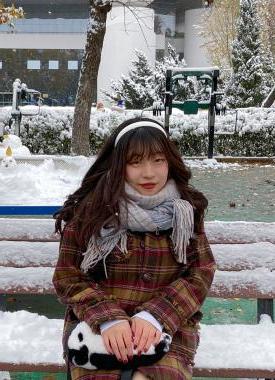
[53,117,216,380]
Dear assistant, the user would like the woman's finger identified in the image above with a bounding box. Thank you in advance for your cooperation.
[109,335,122,362]
[143,329,156,352]
[136,327,148,353]
[131,319,136,337]
[123,330,133,359]
[102,335,112,355]
[133,324,143,348]
[116,334,128,363]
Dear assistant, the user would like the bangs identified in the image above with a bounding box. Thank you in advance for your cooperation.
[126,127,167,162]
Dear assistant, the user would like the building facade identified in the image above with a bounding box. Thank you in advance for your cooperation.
[0,0,212,105]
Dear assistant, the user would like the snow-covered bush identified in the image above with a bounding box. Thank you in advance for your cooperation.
[0,106,274,156]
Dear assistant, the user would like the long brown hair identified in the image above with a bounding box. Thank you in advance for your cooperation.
[54,117,208,245]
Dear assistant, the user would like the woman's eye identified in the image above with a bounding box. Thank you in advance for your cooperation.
[130,161,140,165]
[155,158,165,163]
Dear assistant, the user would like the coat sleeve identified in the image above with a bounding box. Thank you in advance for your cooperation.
[52,222,130,334]
[134,230,216,336]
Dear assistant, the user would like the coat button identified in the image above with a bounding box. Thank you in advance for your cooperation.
[141,272,153,282]
[140,240,145,249]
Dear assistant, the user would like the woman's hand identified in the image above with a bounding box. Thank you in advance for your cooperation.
[131,317,162,354]
[101,320,133,363]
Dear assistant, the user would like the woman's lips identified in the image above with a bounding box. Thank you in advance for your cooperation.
[140,183,156,189]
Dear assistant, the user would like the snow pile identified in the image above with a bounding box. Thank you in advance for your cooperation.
[185,158,240,170]
[0,311,63,364]
[0,310,275,369]
[0,158,89,205]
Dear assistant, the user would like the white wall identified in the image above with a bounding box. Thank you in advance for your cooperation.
[0,33,86,49]
[184,8,212,67]
[98,6,155,100]
[0,7,155,101]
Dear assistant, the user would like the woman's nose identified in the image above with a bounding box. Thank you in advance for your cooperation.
[142,163,154,177]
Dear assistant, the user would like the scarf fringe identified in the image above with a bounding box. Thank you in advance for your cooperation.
[171,199,194,265]
[81,231,128,277]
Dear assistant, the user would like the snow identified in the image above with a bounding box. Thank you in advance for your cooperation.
[0,241,58,267]
[211,268,275,296]
[0,152,252,205]
[0,267,54,293]
[0,310,275,369]
[1,265,275,296]
[206,221,275,244]
[0,311,63,364]
[1,241,275,271]
[1,105,275,153]
[0,219,57,241]
[0,219,274,243]
[0,157,92,205]
[0,135,30,157]
[212,242,275,270]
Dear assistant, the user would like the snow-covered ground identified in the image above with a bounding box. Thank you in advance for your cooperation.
[0,134,246,205]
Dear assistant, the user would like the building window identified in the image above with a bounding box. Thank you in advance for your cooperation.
[49,60,59,70]
[0,61,2,69]
[68,60,78,70]
[27,60,40,70]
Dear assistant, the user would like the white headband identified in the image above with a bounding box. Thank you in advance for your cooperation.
[114,121,167,147]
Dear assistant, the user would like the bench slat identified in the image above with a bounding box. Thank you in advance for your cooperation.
[0,267,275,298]
[1,311,275,376]
[1,241,275,271]
[193,368,275,378]
[1,220,274,243]
[0,363,274,378]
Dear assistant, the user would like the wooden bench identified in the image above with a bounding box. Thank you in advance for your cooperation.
[0,217,275,378]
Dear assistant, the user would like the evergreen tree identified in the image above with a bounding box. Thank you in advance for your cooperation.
[102,44,200,109]
[225,0,274,108]
[102,50,156,109]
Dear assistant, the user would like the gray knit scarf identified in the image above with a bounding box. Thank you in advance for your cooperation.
[81,179,194,277]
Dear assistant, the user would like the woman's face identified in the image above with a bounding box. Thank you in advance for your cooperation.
[125,153,169,195]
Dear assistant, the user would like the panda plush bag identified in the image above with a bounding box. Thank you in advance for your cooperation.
[68,321,172,370]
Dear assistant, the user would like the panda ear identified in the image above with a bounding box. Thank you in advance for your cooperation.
[78,332,84,342]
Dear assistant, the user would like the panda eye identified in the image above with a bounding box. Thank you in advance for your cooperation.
[78,332,83,342]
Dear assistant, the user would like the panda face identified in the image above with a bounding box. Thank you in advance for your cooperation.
[67,322,172,371]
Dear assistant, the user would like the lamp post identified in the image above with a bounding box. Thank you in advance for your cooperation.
[11,78,22,137]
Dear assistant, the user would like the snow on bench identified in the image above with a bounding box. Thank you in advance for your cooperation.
[0,241,58,267]
[0,266,275,298]
[0,310,275,377]
[1,241,275,270]
[1,219,274,243]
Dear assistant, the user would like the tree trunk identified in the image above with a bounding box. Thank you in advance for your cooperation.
[262,85,275,107]
[71,0,112,156]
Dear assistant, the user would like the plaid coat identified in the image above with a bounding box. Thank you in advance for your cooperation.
[52,221,216,380]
